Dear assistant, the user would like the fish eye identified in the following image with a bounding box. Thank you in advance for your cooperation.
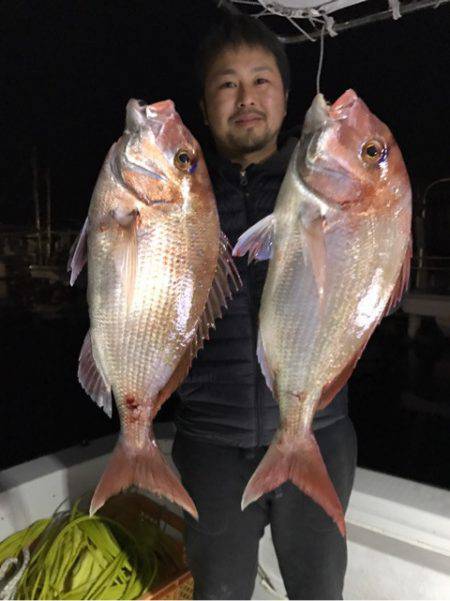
[174,149,192,171]
[361,139,386,164]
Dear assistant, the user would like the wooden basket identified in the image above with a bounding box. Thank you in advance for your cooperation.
[100,493,193,600]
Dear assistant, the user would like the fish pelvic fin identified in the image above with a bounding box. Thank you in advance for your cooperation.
[89,436,198,520]
[241,430,346,538]
[67,217,89,286]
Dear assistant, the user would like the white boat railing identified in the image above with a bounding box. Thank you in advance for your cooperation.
[1,431,449,600]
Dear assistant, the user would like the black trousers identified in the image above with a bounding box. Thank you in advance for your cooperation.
[172,417,358,600]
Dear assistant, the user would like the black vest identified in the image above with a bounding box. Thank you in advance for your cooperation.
[175,138,348,447]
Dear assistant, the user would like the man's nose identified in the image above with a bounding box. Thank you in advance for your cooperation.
[237,83,255,107]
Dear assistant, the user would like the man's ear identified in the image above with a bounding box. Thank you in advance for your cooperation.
[200,98,209,126]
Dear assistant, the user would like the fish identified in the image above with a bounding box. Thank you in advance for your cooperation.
[68,98,241,519]
[233,89,412,536]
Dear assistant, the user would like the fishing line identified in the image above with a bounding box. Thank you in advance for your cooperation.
[316,23,326,95]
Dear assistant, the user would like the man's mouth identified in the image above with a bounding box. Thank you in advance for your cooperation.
[232,112,265,126]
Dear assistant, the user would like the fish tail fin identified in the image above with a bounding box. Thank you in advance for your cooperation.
[241,430,346,537]
[89,437,198,519]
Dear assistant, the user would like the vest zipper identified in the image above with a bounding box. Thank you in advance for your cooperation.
[240,170,262,447]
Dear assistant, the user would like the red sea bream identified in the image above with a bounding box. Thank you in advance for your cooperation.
[233,89,412,536]
[69,99,240,519]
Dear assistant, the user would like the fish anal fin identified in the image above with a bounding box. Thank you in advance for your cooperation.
[68,217,89,286]
[154,231,242,411]
[317,351,361,412]
[90,435,198,519]
[153,350,193,417]
[78,331,112,417]
[383,237,412,317]
[242,430,346,537]
[232,214,275,263]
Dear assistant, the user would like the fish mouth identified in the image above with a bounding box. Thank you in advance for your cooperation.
[304,89,360,176]
[126,98,178,140]
[304,88,358,138]
[301,93,329,135]
[121,98,180,183]
[329,89,358,121]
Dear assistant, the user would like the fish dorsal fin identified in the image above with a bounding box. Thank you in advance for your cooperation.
[68,217,89,286]
[78,330,113,417]
[383,236,412,317]
[233,214,275,263]
[153,232,241,415]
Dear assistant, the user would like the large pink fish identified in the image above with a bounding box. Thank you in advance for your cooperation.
[69,99,240,519]
[233,89,412,536]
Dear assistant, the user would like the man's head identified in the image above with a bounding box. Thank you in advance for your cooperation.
[197,14,290,167]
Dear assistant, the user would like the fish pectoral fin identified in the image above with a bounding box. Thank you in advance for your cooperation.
[242,431,346,537]
[67,217,89,286]
[383,236,412,316]
[111,209,139,309]
[155,231,242,409]
[300,215,327,305]
[232,214,275,263]
[78,330,112,417]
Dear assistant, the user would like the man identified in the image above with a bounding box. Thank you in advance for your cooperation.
[172,14,357,600]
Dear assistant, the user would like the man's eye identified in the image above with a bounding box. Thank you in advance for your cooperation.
[255,78,269,85]
[219,81,236,89]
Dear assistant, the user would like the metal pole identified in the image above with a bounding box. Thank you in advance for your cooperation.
[273,0,450,43]
[46,167,52,263]
[31,148,43,265]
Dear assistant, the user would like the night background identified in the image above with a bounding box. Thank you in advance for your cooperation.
[1,1,449,490]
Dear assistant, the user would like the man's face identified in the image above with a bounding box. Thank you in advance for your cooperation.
[202,44,287,158]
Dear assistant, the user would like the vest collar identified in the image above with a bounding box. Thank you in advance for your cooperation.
[205,135,298,185]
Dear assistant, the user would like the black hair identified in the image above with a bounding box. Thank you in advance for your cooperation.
[196,13,290,96]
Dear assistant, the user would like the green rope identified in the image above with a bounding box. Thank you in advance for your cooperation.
[0,500,177,600]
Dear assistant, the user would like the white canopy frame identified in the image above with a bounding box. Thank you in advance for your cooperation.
[216,0,450,42]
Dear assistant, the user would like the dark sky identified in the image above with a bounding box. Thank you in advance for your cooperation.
[1,1,449,229]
